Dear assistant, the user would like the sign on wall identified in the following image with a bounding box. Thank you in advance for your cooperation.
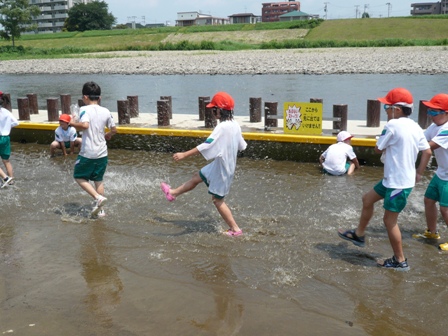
[283,102,323,135]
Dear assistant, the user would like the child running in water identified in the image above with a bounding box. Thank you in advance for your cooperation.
[0,91,19,188]
[161,92,247,236]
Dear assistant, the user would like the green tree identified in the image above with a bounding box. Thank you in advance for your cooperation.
[64,0,116,32]
[0,0,40,46]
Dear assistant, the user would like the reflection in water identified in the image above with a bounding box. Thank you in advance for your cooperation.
[81,222,123,329]
[190,257,244,335]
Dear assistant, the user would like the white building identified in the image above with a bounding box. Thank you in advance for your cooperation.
[176,11,229,26]
[30,0,92,34]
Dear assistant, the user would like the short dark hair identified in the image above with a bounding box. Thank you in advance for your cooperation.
[217,108,233,122]
[82,81,101,101]
[0,93,10,107]
[400,105,412,116]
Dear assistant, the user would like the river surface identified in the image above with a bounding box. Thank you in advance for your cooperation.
[1,143,447,335]
[1,73,447,121]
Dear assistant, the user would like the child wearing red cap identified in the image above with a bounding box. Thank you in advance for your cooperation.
[50,114,82,157]
[412,93,448,251]
[160,91,247,237]
[338,87,432,271]
[0,91,19,188]
[319,130,360,175]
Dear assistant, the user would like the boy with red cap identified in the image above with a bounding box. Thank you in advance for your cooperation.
[412,93,448,251]
[338,88,432,271]
[0,91,19,188]
[50,114,82,157]
[160,91,247,236]
[319,130,360,175]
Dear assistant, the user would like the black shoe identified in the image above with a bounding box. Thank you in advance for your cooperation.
[377,256,410,271]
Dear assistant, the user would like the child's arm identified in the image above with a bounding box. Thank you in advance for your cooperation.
[351,157,360,169]
[173,148,200,162]
[69,141,75,155]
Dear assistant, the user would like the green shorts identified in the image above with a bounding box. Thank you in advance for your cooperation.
[73,155,108,182]
[0,136,11,160]
[425,174,448,207]
[64,141,71,149]
[373,180,413,213]
[323,162,351,176]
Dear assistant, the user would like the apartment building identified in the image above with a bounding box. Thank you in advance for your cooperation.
[411,1,448,15]
[30,0,92,34]
[262,1,301,22]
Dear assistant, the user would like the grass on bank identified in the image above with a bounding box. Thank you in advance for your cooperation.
[1,16,448,60]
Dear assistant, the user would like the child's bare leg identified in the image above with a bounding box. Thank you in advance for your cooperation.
[0,167,6,180]
[213,197,241,232]
[347,162,356,175]
[3,159,13,178]
[170,172,202,197]
[50,141,59,157]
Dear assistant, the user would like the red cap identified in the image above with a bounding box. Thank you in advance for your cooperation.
[0,91,3,96]
[377,88,413,108]
[59,114,71,123]
[206,92,235,110]
[423,93,448,112]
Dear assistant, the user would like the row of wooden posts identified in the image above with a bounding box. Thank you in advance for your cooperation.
[1,93,433,132]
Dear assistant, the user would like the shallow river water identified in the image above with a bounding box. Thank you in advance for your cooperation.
[1,143,447,335]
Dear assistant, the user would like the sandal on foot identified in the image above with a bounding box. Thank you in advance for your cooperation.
[160,182,175,202]
[224,229,243,237]
[338,229,365,247]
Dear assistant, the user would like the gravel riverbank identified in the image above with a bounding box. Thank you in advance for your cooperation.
[1,46,448,75]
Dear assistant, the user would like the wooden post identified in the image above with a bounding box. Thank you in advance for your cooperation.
[418,100,431,129]
[17,98,30,121]
[27,93,39,114]
[127,95,139,118]
[310,98,323,104]
[160,96,172,119]
[60,94,71,115]
[47,98,59,122]
[2,93,12,112]
[366,99,380,127]
[198,96,210,121]
[204,106,217,128]
[249,97,262,122]
[264,102,278,128]
[333,104,348,134]
[157,100,170,126]
[117,100,130,125]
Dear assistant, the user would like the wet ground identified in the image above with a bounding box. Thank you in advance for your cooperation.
[1,143,447,335]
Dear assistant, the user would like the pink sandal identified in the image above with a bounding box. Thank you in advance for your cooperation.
[224,229,243,237]
[160,182,175,202]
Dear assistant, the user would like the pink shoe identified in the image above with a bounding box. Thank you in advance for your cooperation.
[224,229,243,237]
[160,182,175,202]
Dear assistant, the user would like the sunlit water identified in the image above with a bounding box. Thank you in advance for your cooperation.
[1,143,447,335]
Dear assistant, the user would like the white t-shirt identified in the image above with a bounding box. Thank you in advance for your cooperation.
[55,126,77,142]
[377,117,430,188]
[197,120,247,198]
[425,122,448,181]
[0,107,19,136]
[79,104,116,159]
[321,142,357,175]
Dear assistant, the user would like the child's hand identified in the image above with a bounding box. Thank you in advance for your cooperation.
[173,152,185,161]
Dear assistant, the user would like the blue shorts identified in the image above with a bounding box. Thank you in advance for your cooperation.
[73,155,108,182]
[0,136,11,160]
[373,180,413,213]
[425,174,448,207]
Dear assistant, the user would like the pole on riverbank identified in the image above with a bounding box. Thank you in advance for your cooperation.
[3,93,12,112]
[127,95,139,118]
[157,100,170,126]
[27,93,39,115]
[418,100,431,129]
[60,94,71,115]
[17,98,30,121]
[250,97,262,122]
[264,102,278,128]
[46,98,59,122]
[366,99,380,127]
[117,100,130,125]
[204,105,217,128]
[160,96,172,119]
[333,104,347,133]
[198,96,210,121]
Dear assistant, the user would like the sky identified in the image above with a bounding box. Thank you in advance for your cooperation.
[104,0,417,25]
